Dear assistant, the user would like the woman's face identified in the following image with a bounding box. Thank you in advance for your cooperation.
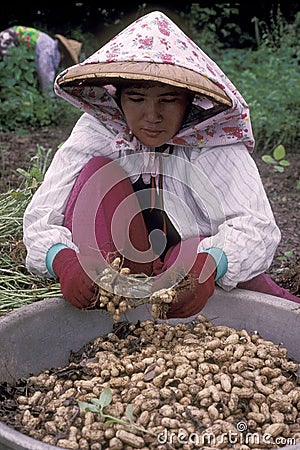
[120,84,191,147]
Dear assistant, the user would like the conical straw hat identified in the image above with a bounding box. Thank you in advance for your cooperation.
[57,61,231,107]
[55,34,82,66]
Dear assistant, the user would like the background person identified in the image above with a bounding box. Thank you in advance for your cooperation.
[0,25,82,95]
[23,11,300,318]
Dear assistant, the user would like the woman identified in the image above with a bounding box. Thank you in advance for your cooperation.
[23,11,299,318]
[0,25,81,95]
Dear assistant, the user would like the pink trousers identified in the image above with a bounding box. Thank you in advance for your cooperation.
[63,156,300,304]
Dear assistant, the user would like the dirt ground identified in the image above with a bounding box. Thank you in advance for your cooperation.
[0,125,299,297]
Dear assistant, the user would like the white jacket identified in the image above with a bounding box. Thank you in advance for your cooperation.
[23,112,281,290]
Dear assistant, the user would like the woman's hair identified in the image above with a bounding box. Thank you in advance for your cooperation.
[114,79,194,103]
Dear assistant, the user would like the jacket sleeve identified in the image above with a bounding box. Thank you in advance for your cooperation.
[192,144,281,289]
[23,114,114,276]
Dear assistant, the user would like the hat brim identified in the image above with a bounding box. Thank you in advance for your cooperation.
[57,61,231,107]
[55,34,81,66]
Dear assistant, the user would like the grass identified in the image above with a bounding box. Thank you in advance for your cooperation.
[0,181,60,315]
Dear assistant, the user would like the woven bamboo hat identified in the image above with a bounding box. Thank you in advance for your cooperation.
[55,34,82,66]
[57,61,231,107]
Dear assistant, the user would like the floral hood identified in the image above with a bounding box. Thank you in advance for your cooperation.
[54,11,254,153]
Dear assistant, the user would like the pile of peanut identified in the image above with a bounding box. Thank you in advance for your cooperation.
[91,257,176,321]
[2,316,300,450]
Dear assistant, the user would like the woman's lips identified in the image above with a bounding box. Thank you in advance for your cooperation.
[142,128,163,138]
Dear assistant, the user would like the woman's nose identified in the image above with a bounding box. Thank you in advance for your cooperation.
[144,102,162,122]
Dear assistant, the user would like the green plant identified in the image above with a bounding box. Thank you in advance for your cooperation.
[261,144,290,173]
[0,46,51,129]
[258,6,299,52]
[0,145,61,315]
[218,45,300,152]
[0,184,61,315]
[277,250,294,262]
[78,387,156,437]
[0,45,80,131]
[16,144,54,190]
[182,3,253,55]
[216,8,300,153]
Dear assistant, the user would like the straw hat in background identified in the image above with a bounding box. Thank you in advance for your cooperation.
[55,34,82,66]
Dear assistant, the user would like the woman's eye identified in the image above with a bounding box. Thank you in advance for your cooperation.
[128,96,144,102]
[125,95,179,103]
[161,98,176,103]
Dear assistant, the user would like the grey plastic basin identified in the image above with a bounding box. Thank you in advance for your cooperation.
[0,288,299,450]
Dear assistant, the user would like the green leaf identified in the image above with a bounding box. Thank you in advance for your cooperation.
[274,165,284,173]
[16,168,30,179]
[31,167,44,181]
[103,419,119,425]
[78,401,99,413]
[99,388,113,408]
[125,404,134,421]
[261,155,276,164]
[91,398,103,407]
[279,159,290,166]
[273,144,286,161]
[284,250,294,257]
[11,190,27,200]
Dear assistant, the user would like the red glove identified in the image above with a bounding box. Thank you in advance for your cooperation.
[166,252,216,319]
[52,248,97,309]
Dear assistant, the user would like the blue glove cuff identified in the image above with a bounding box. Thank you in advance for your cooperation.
[202,247,228,281]
[46,243,69,276]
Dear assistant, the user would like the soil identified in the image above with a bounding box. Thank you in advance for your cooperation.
[0,125,299,297]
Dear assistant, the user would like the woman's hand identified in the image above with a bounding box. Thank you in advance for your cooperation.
[166,252,216,318]
[153,242,217,319]
[52,248,97,309]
